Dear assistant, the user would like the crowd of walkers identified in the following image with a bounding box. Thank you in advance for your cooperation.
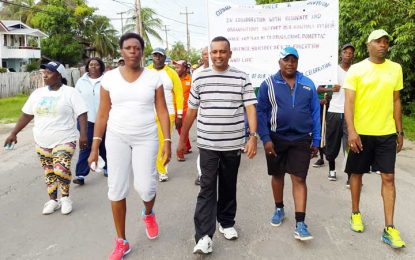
[3,28,406,259]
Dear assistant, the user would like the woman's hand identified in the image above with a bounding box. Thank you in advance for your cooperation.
[161,141,172,166]
[4,134,17,148]
[88,150,99,171]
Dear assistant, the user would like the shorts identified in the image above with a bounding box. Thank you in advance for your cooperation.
[266,136,312,179]
[345,134,396,174]
[106,130,159,202]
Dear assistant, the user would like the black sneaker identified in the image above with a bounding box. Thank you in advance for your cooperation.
[195,176,200,185]
[312,158,325,168]
[73,178,85,185]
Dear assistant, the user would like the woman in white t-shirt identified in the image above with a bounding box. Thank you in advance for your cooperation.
[87,33,171,259]
[4,61,88,215]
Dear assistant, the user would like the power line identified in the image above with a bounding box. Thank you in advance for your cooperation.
[156,12,206,29]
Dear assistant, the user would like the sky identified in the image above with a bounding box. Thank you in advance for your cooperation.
[87,0,255,50]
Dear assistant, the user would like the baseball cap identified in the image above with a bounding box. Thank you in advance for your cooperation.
[341,43,355,51]
[173,60,186,66]
[40,61,67,79]
[152,47,166,56]
[280,47,299,59]
[367,29,392,43]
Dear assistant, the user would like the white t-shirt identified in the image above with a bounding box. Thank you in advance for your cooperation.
[328,65,347,113]
[22,85,88,148]
[101,68,162,138]
[154,69,175,115]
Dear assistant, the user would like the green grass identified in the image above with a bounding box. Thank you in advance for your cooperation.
[403,115,415,141]
[0,94,28,124]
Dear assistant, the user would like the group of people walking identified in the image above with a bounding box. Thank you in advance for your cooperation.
[4,28,406,259]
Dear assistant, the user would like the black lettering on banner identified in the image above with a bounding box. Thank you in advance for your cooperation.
[216,5,232,16]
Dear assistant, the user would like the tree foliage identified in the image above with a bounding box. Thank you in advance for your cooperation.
[124,7,163,49]
[1,0,119,65]
[165,42,200,65]
[255,0,415,111]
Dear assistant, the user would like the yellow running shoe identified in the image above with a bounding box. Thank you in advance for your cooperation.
[350,213,364,232]
[382,227,406,249]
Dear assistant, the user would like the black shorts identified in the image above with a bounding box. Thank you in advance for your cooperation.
[345,134,397,174]
[266,136,312,179]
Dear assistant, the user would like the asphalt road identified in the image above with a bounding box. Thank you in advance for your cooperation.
[0,123,414,259]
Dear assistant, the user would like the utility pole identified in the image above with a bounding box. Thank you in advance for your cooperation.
[161,25,170,50]
[135,0,144,65]
[180,7,194,53]
[117,11,128,34]
[135,0,143,35]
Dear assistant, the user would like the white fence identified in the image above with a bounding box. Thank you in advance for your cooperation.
[0,68,82,98]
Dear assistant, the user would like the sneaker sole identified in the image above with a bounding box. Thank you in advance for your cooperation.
[61,208,72,215]
[146,229,158,240]
[177,158,185,162]
[270,217,284,227]
[294,233,314,241]
[350,223,364,233]
[381,237,405,249]
[193,247,213,254]
[328,177,337,181]
[218,226,238,240]
[122,248,132,259]
[42,203,61,215]
[312,165,324,168]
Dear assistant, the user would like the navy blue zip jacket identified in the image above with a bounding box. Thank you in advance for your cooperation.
[257,71,321,147]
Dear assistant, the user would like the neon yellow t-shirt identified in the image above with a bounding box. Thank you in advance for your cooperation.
[343,59,403,136]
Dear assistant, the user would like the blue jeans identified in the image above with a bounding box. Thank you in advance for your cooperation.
[75,121,107,177]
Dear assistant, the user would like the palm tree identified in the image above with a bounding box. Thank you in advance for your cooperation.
[0,0,37,26]
[124,7,163,48]
[86,15,119,58]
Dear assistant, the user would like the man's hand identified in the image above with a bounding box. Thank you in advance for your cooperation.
[310,146,319,158]
[175,117,182,130]
[348,130,363,153]
[244,136,257,159]
[397,134,404,153]
[264,141,276,157]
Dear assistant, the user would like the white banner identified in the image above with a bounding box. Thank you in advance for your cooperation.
[207,0,339,88]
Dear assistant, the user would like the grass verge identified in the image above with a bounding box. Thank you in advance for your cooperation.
[403,115,415,142]
[0,94,28,124]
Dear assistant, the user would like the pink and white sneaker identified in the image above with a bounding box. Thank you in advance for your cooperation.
[109,238,131,260]
[142,209,159,239]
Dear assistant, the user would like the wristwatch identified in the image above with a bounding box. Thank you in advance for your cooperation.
[248,132,258,138]
[397,131,405,136]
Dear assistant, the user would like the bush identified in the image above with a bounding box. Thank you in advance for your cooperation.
[403,102,415,116]
[26,61,40,72]
[0,67,8,73]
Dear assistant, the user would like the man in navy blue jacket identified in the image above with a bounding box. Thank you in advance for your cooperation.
[257,47,320,241]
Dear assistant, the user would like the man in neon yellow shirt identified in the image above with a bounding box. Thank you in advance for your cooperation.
[344,29,405,248]
[148,48,184,182]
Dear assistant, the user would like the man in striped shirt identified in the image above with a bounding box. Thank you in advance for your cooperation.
[177,36,257,255]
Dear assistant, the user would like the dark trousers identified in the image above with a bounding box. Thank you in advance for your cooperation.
[194,148,241,242]
[75,121,107,177]
[325,112,348,163]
